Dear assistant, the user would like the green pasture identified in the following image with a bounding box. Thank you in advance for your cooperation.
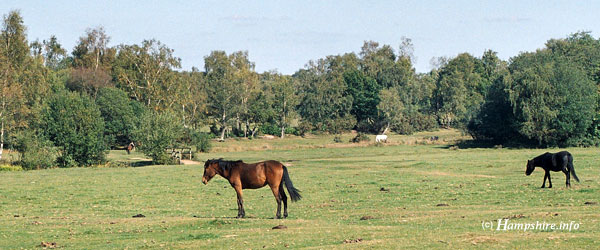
[1,130,598,249]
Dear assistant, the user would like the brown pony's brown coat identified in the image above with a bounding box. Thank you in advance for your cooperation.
[202,159,301,218]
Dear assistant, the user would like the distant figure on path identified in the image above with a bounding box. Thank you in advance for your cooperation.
[126,142,135,154]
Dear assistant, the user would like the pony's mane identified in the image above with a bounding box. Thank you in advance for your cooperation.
[208,158,243,172]
[533,152,552,161]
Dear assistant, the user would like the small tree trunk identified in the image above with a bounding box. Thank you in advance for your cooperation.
[280,101,286,139]
[251,127,257,138]
[245,120,250,138]
[182,104,185,124]
[0,120,4,161]
[219,111,226,141]
[220,127,226,141]
[382,122,390,135]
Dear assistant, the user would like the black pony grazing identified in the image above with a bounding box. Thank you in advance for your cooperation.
[526,151,580,188]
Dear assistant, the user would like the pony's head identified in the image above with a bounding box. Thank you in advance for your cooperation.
[526,160,535,176]
[202,159,220,184]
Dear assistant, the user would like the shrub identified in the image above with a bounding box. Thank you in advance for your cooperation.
[95,87,138,148]
[155,152,178,165]
[333,135,343,143]
[260,123,280,136]
[350,133,370,143]
[14,131,57,170]
[296,121,313,136]
[40,91,106,167]
[191,131,213,153]
[133,110,183,165]
[284,127,297,136]
[0,164,23,171]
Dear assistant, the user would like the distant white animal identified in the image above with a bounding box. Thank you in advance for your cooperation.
[375,134,387,143]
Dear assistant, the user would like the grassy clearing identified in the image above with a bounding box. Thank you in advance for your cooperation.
[1,130,598,249]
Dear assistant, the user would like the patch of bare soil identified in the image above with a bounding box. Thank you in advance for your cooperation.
[131,157,152,161]
[343,238,363,244]
[422,170,496,178]
[180,159,201,165]
[272,225,287,229]
[40,242,57,248]
[503,214,526,219]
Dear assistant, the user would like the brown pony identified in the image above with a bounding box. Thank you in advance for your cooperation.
[126,142,135,154]
[202,159,301,219]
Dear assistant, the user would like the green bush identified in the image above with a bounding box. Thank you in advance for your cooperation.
[296,121,313,136]
[14,131,57,170]
[191,131,212,153]
[333,135,343,143]
[40,91,106,167]
[284,127,297,136]
[95,87,139,148]
[350,133,370,143]
[260,123,280,136]
[133,110,183,164]
[155,152,177,165]
[0,164,23,171]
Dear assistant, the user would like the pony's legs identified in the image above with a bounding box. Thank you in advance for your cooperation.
[279,184,288,218]
[563,168,571,188]
[542,170,552,188]
[547,171,552,188]
[234,185,245,218]
[542,171,548,188]
[270,184,282,219]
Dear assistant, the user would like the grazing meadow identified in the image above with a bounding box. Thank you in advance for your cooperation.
[1,130,598,249]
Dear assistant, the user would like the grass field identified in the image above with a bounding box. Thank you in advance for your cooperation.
[1,130,598,249]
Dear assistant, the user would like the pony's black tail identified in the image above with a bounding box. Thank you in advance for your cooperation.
[568,156,580,182]
[282,166,302,202]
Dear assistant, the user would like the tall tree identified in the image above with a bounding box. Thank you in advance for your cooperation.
[295,57,354,133]
[433,53,486,128]
[508,52,597,146]
[377,87,404,134]
[113,39,181,109]
[177,68,207,129]
[263,71,298,138]
[0,10,28,160]
[69,27,115,98]
[43,35,67,70]
[230,51,259,137]
[72,26,114,72]
[204,51,241,140]
[343,69,380,131]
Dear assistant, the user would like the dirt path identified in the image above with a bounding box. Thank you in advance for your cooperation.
[180,159,201,165]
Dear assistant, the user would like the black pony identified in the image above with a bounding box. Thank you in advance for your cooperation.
[526,151,580,188]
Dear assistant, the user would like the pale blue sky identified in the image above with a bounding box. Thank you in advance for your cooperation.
[2,0,599,74]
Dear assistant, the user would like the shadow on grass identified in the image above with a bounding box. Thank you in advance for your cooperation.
[437,139,530,149]
[128,161,154,167]
[192,215,276,220]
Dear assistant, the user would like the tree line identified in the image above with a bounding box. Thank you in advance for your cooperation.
[2,10,599,169]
